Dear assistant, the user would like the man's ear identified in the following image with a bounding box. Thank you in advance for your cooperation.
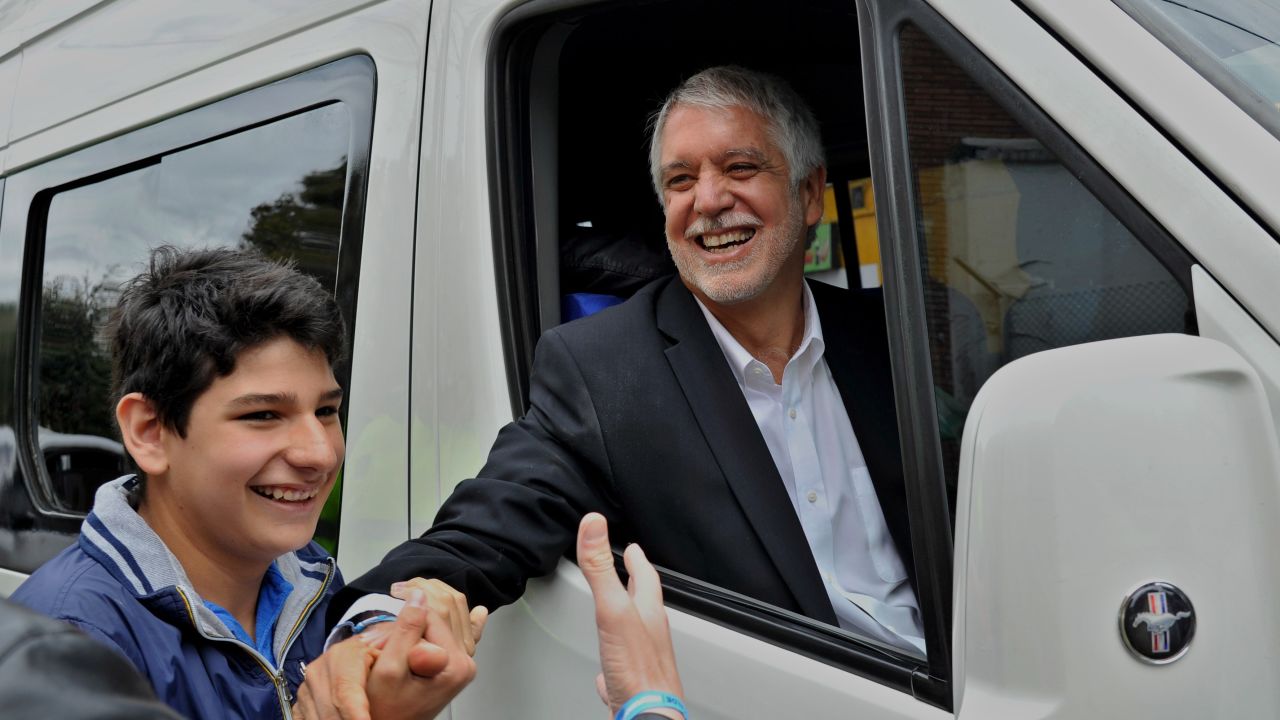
[116,392,169,476]
[801,165,828,228]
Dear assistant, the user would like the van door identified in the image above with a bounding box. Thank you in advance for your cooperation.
[446,0,1280,715]
[436,0,1237,716]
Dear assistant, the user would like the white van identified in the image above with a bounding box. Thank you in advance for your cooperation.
[2,0,1278,717]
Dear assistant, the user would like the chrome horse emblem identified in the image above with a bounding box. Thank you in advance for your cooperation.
[1120,582,1196,664]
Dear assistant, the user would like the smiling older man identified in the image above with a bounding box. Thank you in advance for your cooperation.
[338,65,923,656]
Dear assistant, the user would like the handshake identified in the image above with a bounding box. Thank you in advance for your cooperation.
[293,513,686,720]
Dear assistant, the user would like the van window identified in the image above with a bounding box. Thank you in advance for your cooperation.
[898,23,1193,489]
[492,0,945,700]
[1117,0,1280,135]
[0,56,373,571]
[36,104,349,514]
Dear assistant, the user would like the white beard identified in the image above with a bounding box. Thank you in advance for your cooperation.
[668,196,807,305]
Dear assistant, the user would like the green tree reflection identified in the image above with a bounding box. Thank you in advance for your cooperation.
[240,159,346,292]
[39,276,114,437]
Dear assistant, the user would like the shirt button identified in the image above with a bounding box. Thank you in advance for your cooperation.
[789,408,797,419]
[807,491,818,503]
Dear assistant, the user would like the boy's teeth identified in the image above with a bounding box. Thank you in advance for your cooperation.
[252,486,318,502]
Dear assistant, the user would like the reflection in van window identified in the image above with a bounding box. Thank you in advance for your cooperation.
[899,23,1192,491]
[1126,0,1280,120]
[37,103,350,513]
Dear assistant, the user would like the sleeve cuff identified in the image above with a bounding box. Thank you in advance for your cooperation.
[324,593,405,650]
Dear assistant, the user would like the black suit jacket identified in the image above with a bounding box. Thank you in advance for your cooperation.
[336,277,911,625]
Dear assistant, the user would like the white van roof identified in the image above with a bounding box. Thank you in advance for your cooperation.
[0,0,376,175]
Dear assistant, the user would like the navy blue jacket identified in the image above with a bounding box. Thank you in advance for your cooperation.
[12,476,341,720]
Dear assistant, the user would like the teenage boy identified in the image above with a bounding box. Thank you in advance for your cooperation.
[13,246,477,720]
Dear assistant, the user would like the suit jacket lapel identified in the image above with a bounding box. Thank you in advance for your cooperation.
[655,279,837,624]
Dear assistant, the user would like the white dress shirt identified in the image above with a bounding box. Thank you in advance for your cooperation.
[694,284,926,655]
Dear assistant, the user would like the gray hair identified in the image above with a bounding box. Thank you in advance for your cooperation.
[648,66,825,199]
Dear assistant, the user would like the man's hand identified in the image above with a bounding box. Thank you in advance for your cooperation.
[576,512,684,718]
[365,587,478,719]
[385,578,488,657]
[292,589,479,720]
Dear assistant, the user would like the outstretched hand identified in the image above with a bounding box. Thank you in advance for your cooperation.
[576,512,684,718]
[292,588,478,720]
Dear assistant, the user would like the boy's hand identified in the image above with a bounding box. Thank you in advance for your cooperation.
[292,636,376,720]
[576,512,684,717]
[293,589,478,720]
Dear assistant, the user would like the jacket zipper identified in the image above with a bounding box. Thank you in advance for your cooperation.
[174,558,336,720]
[276,557,337,661]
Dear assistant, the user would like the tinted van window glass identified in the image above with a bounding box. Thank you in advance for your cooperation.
[37,103,350,513]
[899,24,1191,488]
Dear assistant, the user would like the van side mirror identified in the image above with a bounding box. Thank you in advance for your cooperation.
[953,334,1280,717]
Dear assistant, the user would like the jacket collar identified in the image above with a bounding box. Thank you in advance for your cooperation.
[79,475,334,660]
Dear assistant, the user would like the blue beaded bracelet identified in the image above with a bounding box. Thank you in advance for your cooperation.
[331,611,398,643]
[614,691,688,720]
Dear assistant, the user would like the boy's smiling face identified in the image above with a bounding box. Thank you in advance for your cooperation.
[135,336,344,572]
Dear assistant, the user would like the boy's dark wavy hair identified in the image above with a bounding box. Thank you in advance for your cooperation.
[106,246,347,437]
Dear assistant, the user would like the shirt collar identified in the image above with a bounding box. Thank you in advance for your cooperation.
[694,281,826,386]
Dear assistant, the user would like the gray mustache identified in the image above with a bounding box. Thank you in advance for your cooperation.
[684,212,764,240]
